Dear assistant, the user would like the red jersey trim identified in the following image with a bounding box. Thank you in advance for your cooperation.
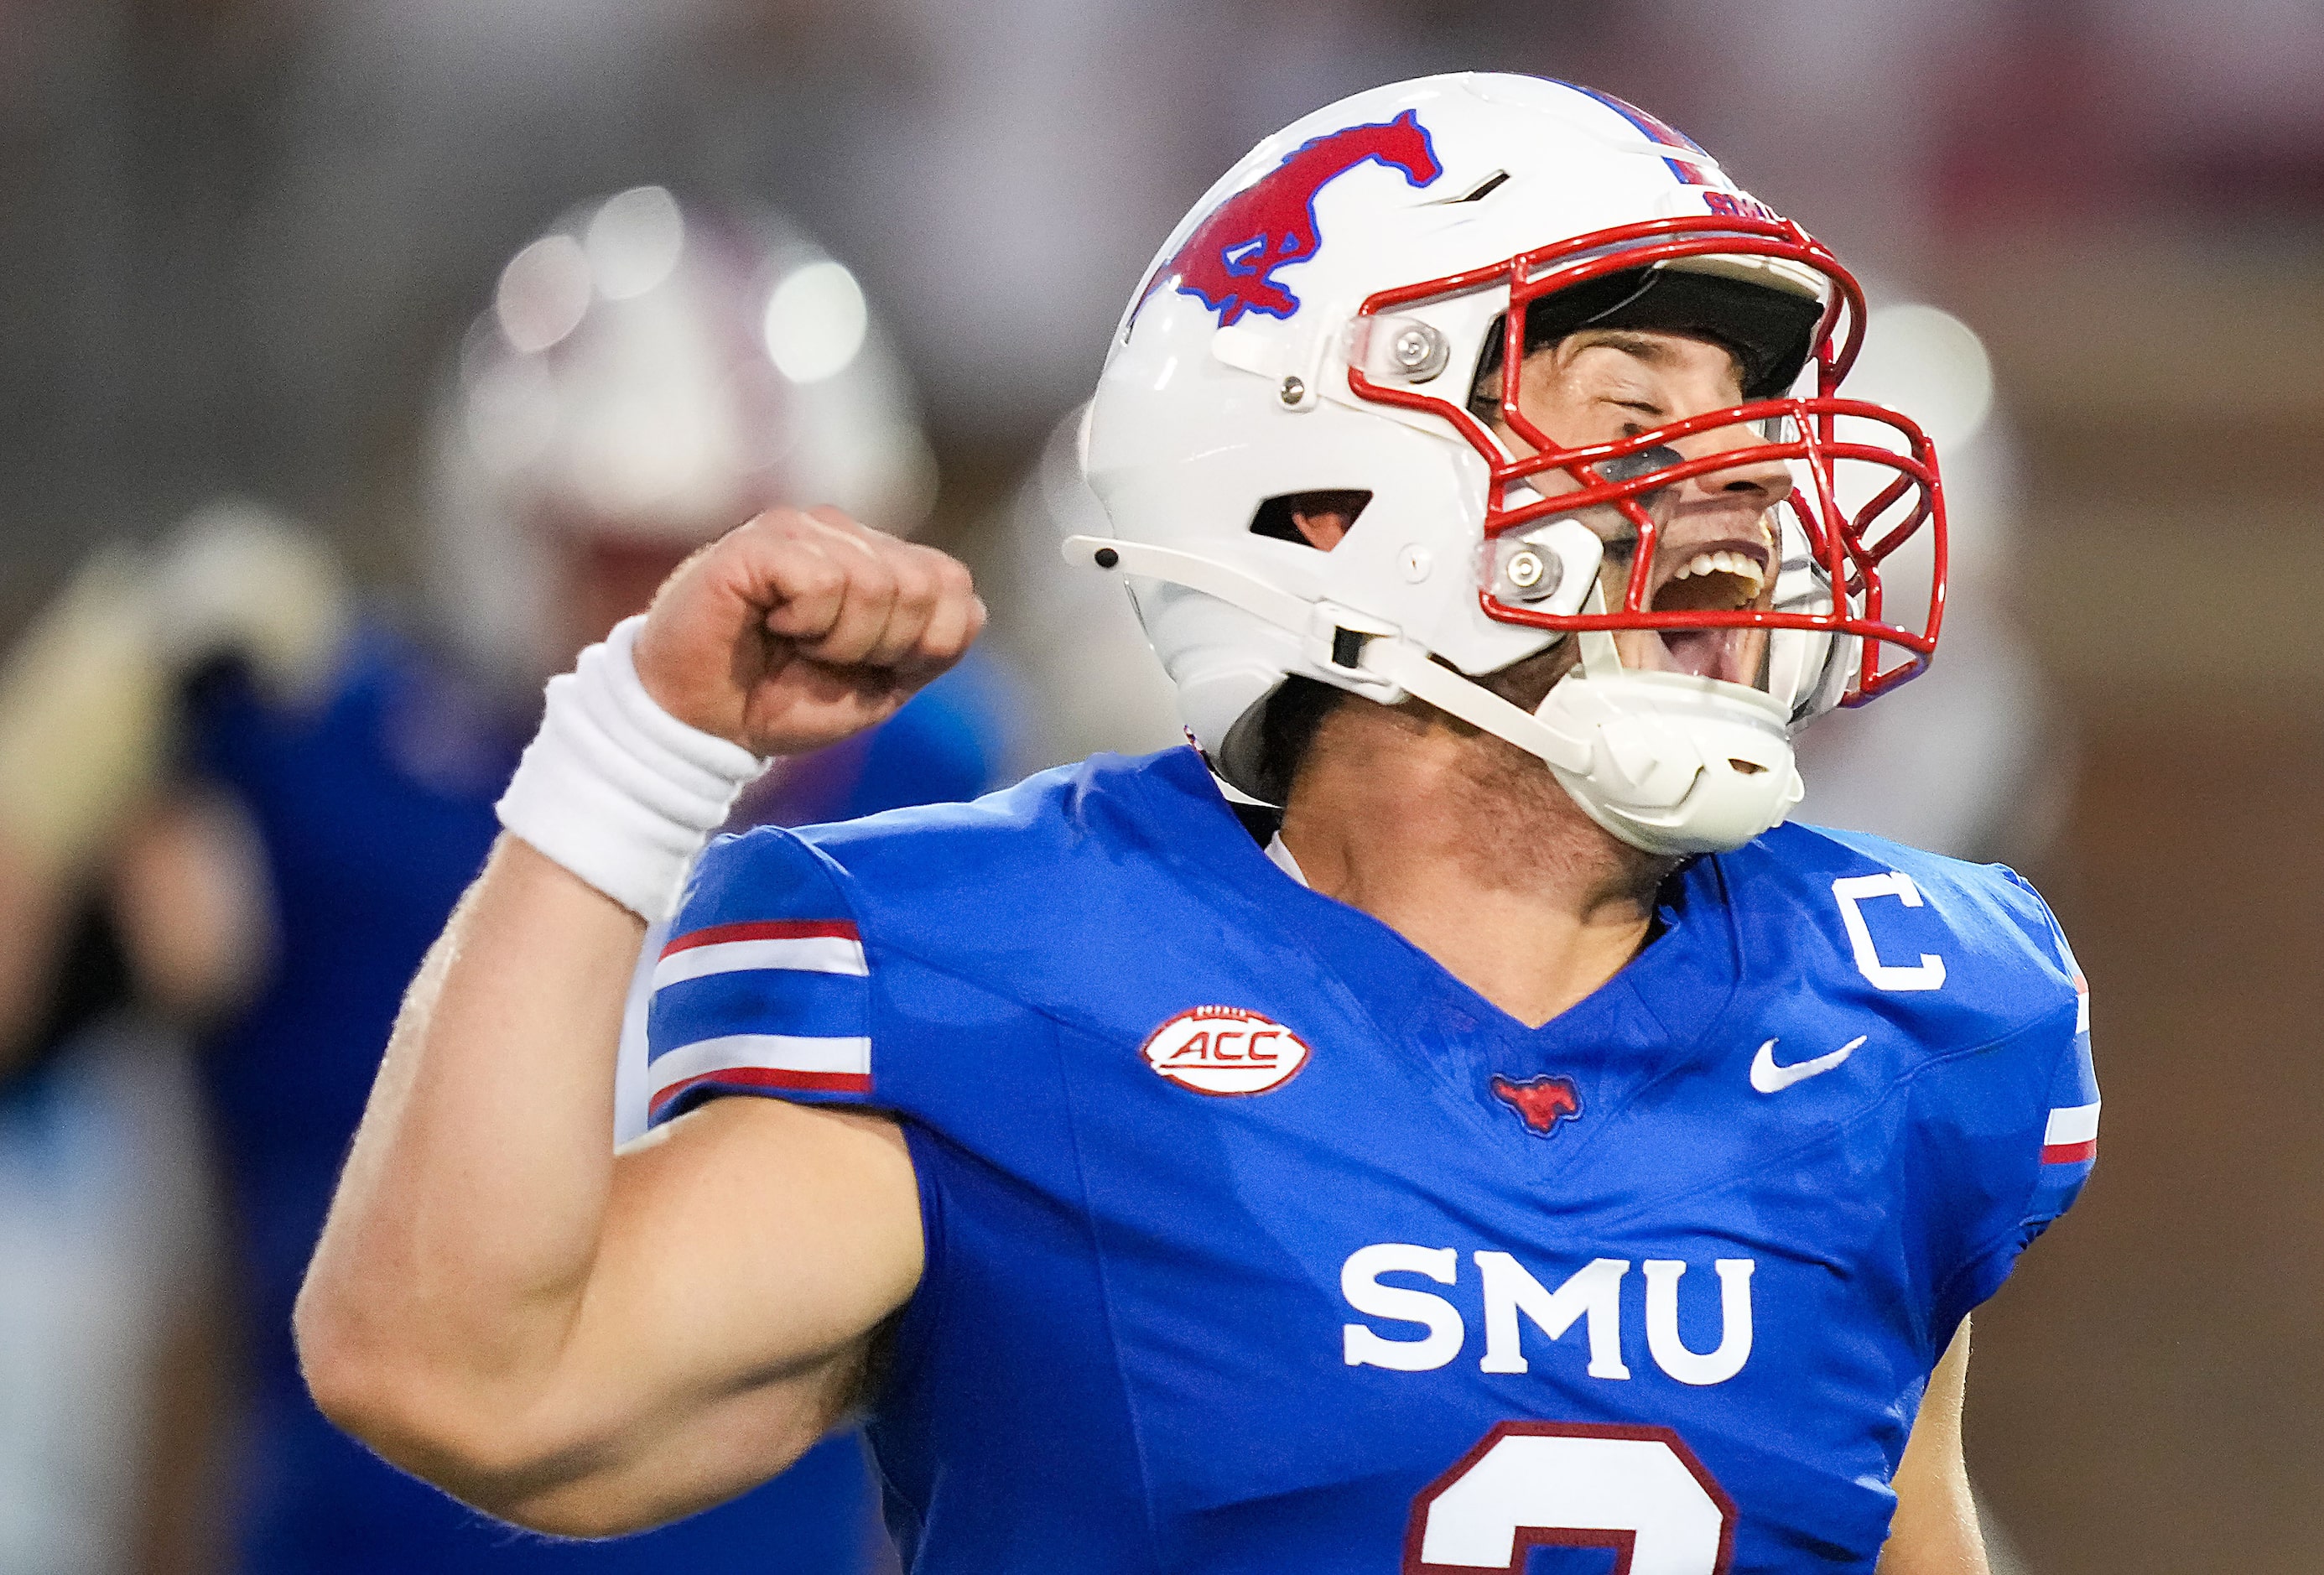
[662,919,861,958]
[647,1065,873,1117]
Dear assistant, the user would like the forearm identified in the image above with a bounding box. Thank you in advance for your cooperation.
[0,551,170,1068]
[297,835,644,1469]
[1878,1319,1987,1575]
[0,834,70,1071]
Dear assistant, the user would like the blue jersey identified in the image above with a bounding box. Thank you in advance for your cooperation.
[189,621,1011,1575]
[647,746,2098,1574]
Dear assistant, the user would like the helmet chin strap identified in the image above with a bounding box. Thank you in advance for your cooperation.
[1060,528,1801,853]
[1059,533,1592,774]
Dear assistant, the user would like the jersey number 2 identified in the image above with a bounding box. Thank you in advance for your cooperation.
[1404,1422,1737,1574]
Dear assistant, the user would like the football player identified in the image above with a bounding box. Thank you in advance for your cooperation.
[299,78,2097,1573]
[0,191,1007,1572]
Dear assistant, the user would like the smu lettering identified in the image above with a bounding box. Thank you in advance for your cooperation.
[1342,1244,1755,1385]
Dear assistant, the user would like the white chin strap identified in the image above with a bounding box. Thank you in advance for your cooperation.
[1060,526,1802,855]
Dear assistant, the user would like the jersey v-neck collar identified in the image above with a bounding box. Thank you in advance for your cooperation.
[1131,746,1745,1084]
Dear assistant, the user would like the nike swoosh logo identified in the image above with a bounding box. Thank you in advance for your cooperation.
[1750,1035,1867,1094]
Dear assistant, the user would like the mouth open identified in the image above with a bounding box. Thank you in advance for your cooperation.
[1646,542,1769,683]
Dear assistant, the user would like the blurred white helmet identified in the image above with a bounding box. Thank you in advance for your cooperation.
[978,406,1185,772]
[1077,74,1947,855]
[1793,299,2067,863]
[428,186,937,686]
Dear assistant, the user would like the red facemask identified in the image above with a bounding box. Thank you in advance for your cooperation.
[1348,213,1946,706]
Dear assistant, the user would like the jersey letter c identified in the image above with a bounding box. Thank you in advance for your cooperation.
[1831,871,1947,992]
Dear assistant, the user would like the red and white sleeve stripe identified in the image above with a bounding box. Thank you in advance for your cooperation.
[652,918,867,988]
[648,1032,873,1113]
[2041,1099,2100,1166]
[646,918,872,1119]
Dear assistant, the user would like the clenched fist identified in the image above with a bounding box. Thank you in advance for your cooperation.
[633,507,985,758]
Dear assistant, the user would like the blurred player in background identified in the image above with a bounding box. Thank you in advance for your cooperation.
[0,188,1011,1572]
[1789,300,2066,868]
[971,408,1183,772]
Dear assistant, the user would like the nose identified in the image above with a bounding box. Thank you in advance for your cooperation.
[1677,418,1791,507]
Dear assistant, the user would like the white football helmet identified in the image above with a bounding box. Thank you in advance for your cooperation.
[427,187,936,689]
[1076,74,1945,855]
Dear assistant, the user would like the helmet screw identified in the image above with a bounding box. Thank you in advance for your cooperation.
[1388,322,1448,381]
[1400,544,1432,583]
[1506,548,1547,589]
[1278,376,1307,405]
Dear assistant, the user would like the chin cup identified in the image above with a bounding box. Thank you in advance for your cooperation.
[1533,668,1803,855]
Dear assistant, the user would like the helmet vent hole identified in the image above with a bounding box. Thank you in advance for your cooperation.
[1728,758,1768,775]
[1249,490,1370,551]
[1451,169,1510,203]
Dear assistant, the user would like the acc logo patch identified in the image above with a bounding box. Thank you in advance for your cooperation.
[1141,1005,1311,1096]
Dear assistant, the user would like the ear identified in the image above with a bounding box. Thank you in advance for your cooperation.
[1287,507,1355,550]
[1256,487,1370,549]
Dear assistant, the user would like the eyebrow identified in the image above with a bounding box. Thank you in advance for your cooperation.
[1570,330,1681,365]
[1561,328,1746,396]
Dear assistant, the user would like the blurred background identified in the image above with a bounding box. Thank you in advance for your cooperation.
[0,2,2317,1572]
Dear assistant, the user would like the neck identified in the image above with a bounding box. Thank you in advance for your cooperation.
[1276,697,1675,1028]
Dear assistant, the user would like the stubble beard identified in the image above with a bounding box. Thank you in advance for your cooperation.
[1311,640,1677,908]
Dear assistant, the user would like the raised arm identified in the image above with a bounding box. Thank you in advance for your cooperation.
[294,507,983,1535]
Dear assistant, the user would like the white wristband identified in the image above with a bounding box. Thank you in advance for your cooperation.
[497,617,769,920]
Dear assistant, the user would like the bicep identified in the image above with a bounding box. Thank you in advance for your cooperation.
[600,1093,925,1386]
[1877,1317,1986,1575]
[511,1095,923,1533]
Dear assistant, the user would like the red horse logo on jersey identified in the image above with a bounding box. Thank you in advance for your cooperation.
[1490,1073,1582,1136]
[1137,108,1443,326]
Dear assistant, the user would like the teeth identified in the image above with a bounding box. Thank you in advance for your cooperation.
[1668,550,1765,595]
[1661,550,1767,613]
